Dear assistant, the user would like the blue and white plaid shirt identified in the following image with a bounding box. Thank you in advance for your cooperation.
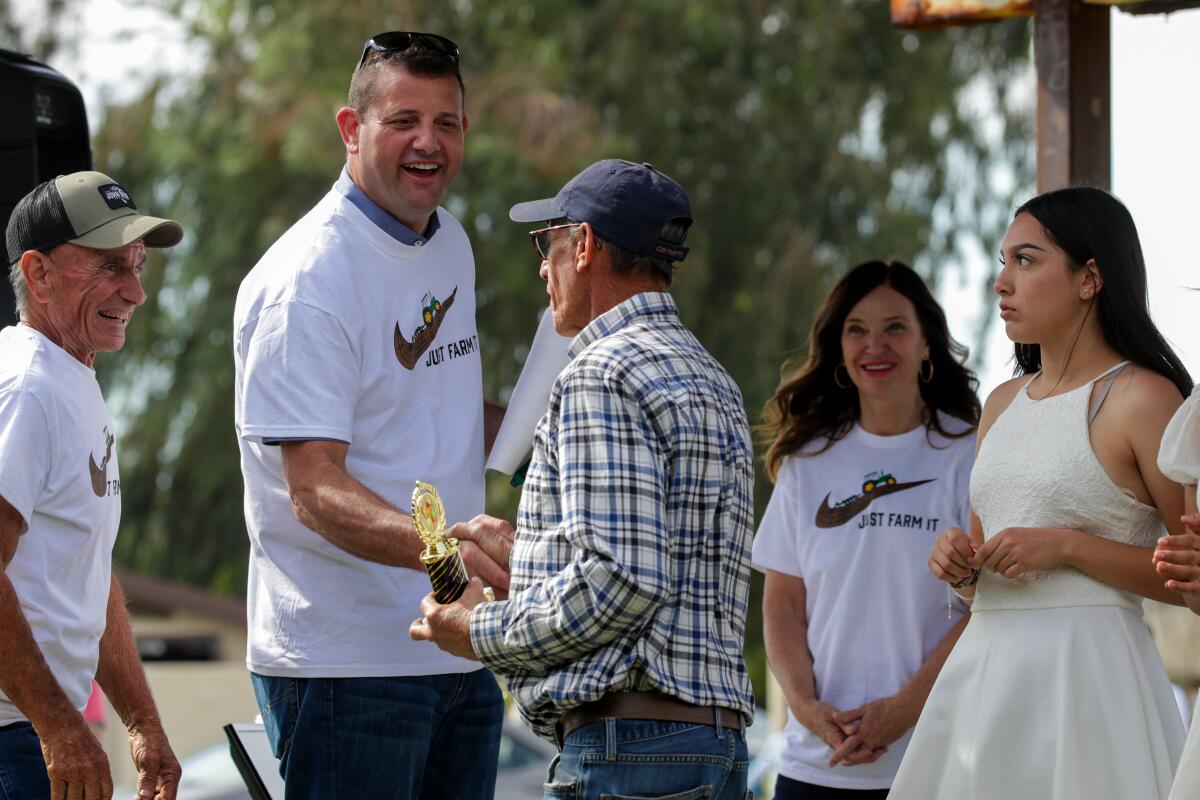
[470,292,755,741]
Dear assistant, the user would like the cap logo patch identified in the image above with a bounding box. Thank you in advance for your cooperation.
[98,184,136,210]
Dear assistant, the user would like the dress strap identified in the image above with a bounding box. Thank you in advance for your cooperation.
[1088,362,1130,426]
[1091,360,1131,383]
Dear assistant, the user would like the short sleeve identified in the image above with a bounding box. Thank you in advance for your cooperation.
[239,300,359,445]
[752,457,805,578]
[1159,388,1200,486]
[0,387,50,526]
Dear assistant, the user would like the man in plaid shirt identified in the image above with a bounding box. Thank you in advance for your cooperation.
[412,160,755,800]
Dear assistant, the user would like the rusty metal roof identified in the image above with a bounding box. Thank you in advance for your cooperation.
[892,0,1200,28]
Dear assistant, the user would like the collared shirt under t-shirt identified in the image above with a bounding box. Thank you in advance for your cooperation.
[234,174,485,678]
[337,167,440,246]
[470,292,756,741]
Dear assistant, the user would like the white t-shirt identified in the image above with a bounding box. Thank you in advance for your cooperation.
[234,178,485,677]
[752,418,975,790]
[0,325,120,725]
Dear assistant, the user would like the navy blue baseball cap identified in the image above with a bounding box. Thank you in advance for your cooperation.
[509,159,692,262]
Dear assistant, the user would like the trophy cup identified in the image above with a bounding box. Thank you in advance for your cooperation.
[411,481,470,603]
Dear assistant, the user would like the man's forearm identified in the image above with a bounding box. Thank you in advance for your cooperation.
[0,571,84,733]
[484,401,505,458]
[95,576,163,732]
[287,454,424,570]
[97,575,182,796]
[281,441,512,580]
[471,553,667,673]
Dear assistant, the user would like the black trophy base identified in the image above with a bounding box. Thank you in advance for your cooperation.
[424,551,470,603]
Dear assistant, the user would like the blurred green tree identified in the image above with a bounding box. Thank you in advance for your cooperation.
[10,0,1033,693]
[0,0,77,59]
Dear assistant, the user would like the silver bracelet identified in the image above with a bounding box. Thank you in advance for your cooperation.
[946,584,974,618]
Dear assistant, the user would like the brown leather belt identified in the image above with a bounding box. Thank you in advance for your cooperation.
[557,691,744,745]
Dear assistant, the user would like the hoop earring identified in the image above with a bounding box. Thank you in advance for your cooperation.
[834,363,853,389]
[920,359,934,384]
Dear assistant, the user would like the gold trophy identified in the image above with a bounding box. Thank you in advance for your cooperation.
[411,481,470,603]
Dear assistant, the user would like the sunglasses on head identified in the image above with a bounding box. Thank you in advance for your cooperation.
[357,31,460,69]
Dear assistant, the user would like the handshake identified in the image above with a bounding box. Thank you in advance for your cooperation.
[440,513,514,599]
[411,480,514,601]
[407,508,512,661]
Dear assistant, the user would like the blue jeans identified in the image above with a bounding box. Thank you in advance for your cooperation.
[545,717,750,799]
[0,722,49,800]
[251,670,503,800]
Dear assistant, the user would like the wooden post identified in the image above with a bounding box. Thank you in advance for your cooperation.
[1035,0,1112,191]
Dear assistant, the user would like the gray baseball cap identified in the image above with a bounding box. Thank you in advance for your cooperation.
[6,171,183,265]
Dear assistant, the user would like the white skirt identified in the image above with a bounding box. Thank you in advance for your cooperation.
[1170,704,1200,800]
[890,606,1184,800]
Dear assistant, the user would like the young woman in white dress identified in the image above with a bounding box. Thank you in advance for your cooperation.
[1154,386,1200,800]
[890,186,1192,800]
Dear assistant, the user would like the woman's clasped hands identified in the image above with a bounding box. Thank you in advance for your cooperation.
[794,694,918,768]
[929,525,1078,584]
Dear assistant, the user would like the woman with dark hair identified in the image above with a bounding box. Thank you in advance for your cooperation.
[892,187,1190,800]
[754,260,979,798]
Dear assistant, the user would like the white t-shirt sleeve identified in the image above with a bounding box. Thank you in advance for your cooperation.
[240,300,359,445]
[752,457,806,578]
[0,388,50,526]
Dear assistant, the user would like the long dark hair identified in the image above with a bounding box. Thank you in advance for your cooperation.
[761,260,980,480]
[1013,187,1192,398]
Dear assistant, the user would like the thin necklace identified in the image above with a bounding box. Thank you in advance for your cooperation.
[1028,298,1095,401]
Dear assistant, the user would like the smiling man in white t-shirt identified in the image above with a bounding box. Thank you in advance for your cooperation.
[1,170,184,799]
[233,32,511,799]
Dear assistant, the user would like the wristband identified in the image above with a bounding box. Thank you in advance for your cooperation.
[949,568,979,589]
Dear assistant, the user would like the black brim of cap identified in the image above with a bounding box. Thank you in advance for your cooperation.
[509,197,564,224]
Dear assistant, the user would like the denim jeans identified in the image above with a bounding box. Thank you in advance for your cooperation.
[0,722,49,800]
[251,669,503,800]
[545,716,750,800]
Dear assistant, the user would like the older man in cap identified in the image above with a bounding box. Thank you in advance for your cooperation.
[412,159,756,800]
[1,171,183,799]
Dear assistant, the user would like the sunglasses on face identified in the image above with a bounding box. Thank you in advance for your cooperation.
[357,31,460,69]
[528,222,581,260]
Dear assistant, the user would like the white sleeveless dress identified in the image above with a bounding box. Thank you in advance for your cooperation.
[890,363,1185,799]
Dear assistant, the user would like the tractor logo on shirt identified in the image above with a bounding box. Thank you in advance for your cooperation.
[394,287,458,370]
[814,469,933,528]
[861,470,896,494]
[88,426,116,498]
